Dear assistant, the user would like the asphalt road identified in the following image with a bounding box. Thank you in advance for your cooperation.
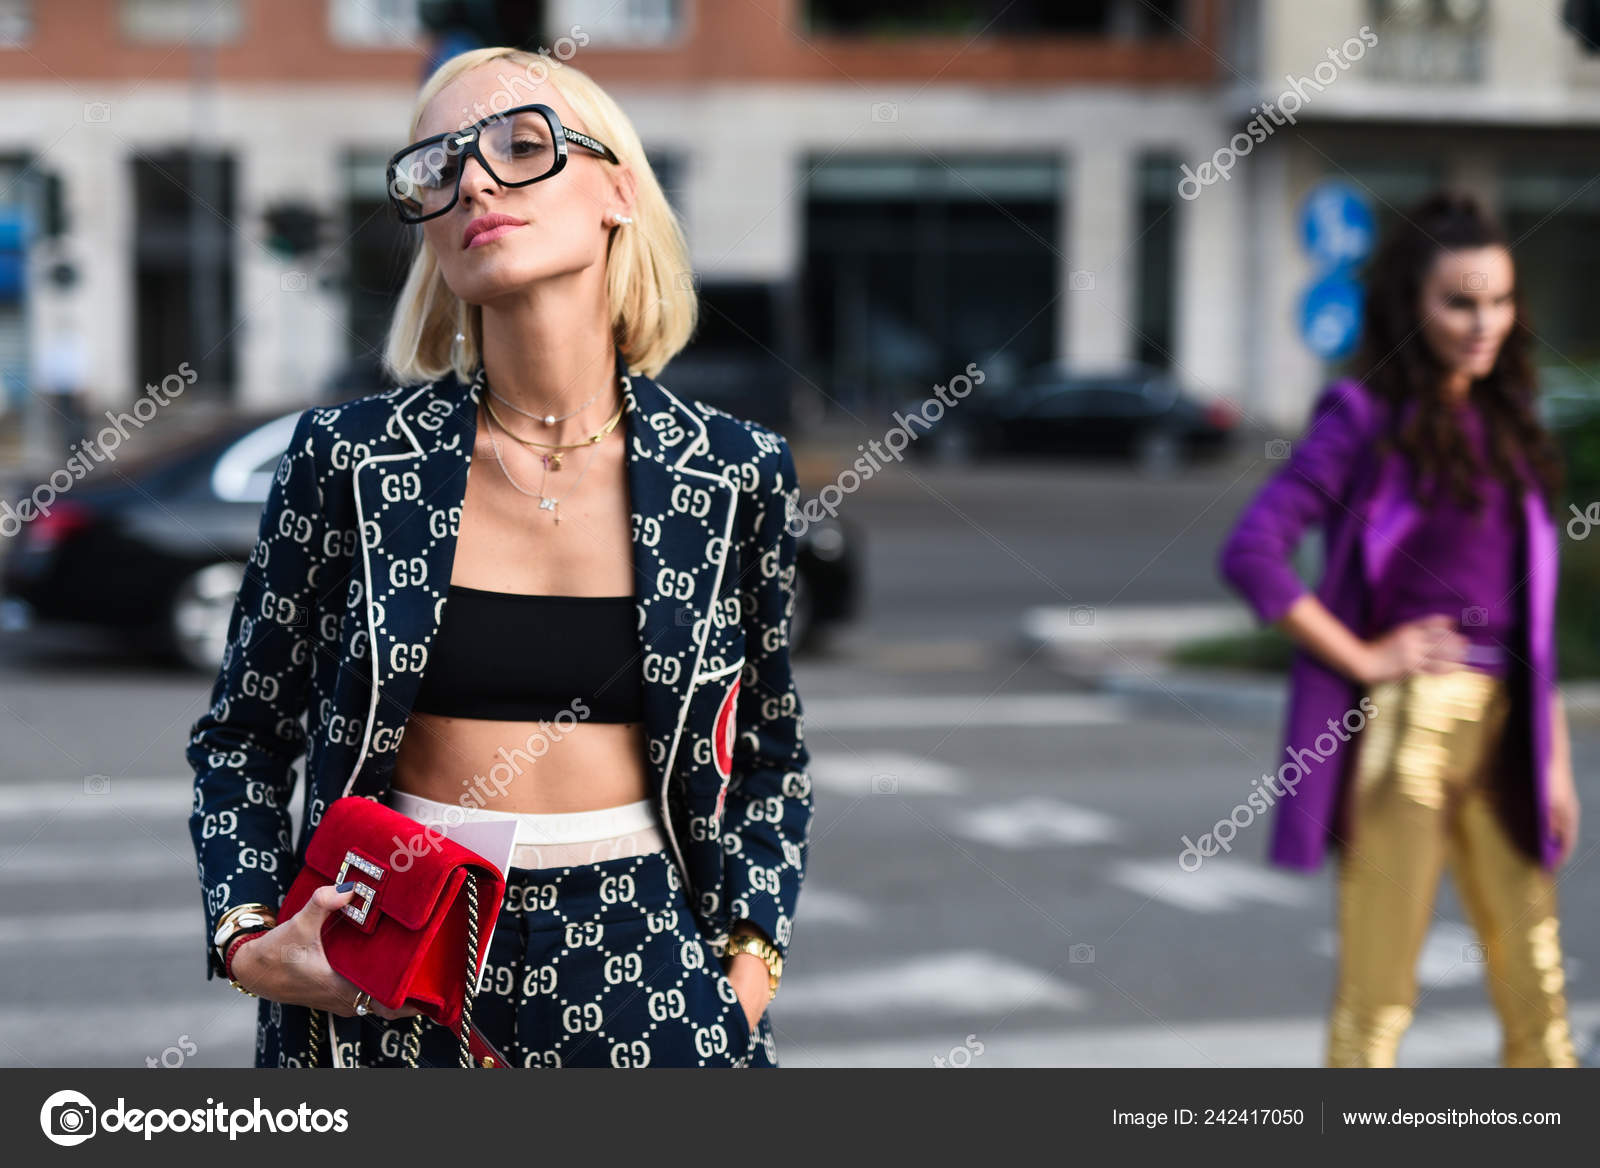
[3,455,1596,1068]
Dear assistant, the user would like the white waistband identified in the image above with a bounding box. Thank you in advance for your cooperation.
[386,790,658,846]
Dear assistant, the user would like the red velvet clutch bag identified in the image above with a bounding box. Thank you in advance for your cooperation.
[278,795,509,1067]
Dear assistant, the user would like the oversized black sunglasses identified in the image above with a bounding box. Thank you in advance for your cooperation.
[385,102,620,224]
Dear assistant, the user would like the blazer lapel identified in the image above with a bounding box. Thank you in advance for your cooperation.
[622,373,739,883]
[1359,447,1422,587]
[345,376,478,796]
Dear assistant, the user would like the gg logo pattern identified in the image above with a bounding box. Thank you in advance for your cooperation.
[187,350,812,1067]
[298,851,763,1069]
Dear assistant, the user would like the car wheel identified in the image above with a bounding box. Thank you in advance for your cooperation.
[1136,429,1180,476]
[169,562,245,672]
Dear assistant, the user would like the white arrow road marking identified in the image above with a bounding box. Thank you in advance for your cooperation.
[775,950,1089,1016]
[950,797,1121,849]
[1109,858,1313,913]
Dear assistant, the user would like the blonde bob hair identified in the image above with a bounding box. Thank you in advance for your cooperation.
[382,47,696,384]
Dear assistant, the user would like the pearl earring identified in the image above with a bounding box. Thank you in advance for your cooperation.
[611,212,633,225]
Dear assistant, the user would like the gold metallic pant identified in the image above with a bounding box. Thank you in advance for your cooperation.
[1327,668,1577,1067]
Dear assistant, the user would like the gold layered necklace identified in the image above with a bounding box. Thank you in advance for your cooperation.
[481,375,630,523]
[482,393,625,471]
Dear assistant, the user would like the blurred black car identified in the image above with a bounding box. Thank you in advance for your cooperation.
[2,411,859,672]
[912,367,1239,469]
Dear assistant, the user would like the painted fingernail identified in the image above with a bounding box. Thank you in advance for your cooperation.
[335,881,356,893]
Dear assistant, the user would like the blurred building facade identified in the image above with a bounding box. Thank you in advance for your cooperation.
[1237,0,1600,424]
[1,0,1599,440]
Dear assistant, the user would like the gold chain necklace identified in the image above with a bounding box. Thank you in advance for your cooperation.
[481,394,626,471]
[483,396,625,523]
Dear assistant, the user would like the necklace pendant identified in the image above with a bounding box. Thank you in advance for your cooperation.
[543,452,563,471]
[538,496,557,512]
[543,414,556,426]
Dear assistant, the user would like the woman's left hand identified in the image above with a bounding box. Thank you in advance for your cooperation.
[725,952,769,1034]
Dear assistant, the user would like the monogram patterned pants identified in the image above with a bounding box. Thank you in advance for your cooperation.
[259,848,777,1068]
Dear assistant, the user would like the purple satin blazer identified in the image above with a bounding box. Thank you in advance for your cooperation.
[1218,378,1562,872]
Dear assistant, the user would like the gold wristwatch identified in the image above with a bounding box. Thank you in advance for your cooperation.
[725,927,783,1001]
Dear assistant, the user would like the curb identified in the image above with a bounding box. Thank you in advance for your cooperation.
[1022,603,1600,725]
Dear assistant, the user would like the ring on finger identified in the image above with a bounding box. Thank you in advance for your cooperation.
[353,990,371,1016]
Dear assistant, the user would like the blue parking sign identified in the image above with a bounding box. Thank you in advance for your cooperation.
[1301,182,1375,272]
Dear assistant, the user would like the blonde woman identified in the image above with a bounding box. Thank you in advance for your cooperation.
[189,48,812,1068]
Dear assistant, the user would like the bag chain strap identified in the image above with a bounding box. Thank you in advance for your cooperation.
[304,872,485,1069]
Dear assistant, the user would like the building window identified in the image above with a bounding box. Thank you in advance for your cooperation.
[330,0,420,47]
[548,0,683,46]
[0,0,31,48]
[121,0,242,44]
[802,155,1060,411]
[804,0,1185,38]
[645,149,685,220]
[133,151,237,396]
[1134,155,1179,370]
[1503,167,1600,370]
[1366,0,1488,83]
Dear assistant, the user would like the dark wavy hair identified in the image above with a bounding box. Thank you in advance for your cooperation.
[1349,191,1564,510]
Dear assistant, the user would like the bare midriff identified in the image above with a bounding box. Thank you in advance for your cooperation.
[391,716,652,814]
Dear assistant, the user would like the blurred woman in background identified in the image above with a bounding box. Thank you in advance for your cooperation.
[1219,192,1579,1067]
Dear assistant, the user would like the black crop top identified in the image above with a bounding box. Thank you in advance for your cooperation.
[410,586,645,723]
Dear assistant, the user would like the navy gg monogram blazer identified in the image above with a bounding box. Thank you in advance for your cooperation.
[187,349,813,1007]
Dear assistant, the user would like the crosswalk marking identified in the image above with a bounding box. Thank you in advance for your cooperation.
[950,797,1121,849]
[793,886,874,927]
[803,693,1131,731]
[775,1001,1600,1068]
[0,1001,257,1068]
[1312,924,1585,989]
[0,840,193,882]
[775,950,1089,1016]
[1109,858,1313,913]
[0,778,191,820]
[0,908,198,947]
[809,751,965,796]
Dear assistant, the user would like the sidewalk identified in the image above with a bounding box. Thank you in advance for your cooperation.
[1021,602,1600,725]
